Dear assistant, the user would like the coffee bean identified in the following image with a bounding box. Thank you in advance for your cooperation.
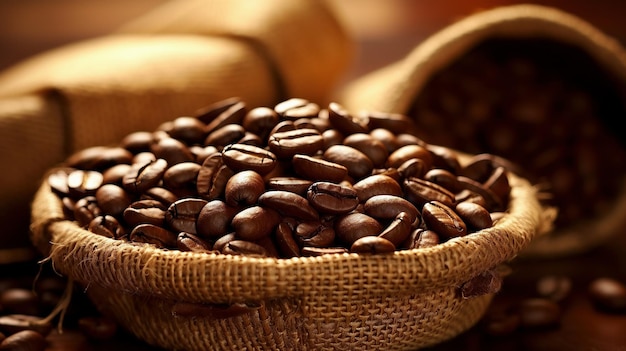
[335,212,383,246]
[258,191,319,221]
[275,98,320,120]
[196,200,239,238]
[455,202,493,232]
[352,174,402,202]
[95,184,132,217]
[197,98,246,129]
[405,229,440,249]
[536,275,572,303]
[242,107,279,141]
[275,221,301,258]
[363,195,419,224]
[88,215,125,239]
[350,236,396,254]
[0,330,46,351]
[204,124,246,147]
[122,158,168,194]
[224,170,265,206]
[0,290,38,316]
[588,277,626,313]
[378,212,412,246]
[0,315,52,336]
[327,102,368,135]
[343,133,389,168]
[165,198,208,235]
[307,182,359,215]
[323,145,373,180]
[295,221,336,248]
[266,177,313,196]
[123,200,167,228]
[151,137,194,166]
[221,143,277,175]
[197,153,234,201]
[517,298,561,329]
[222,240,268,257]
[66,170,103,199]
[422,201,467,239]
[176,232,213,253]
[73,196,101,227]
[403,177,456,209]
[231,206,281,241]
[129,224,177,248]
[292,154,348,183]
[268,128,324,159]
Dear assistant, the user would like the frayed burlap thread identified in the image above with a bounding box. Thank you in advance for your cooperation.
[31,168,545,350]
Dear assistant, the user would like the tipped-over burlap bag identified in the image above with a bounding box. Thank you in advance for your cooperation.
[0,0,353,262]
[339,4,626,258]
[30,160,545,350]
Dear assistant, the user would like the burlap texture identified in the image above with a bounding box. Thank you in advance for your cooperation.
[338,4,626,258]
[0,0,353,256]
[30,164,545,350]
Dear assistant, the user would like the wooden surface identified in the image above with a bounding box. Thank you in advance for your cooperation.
[1,1,626,350]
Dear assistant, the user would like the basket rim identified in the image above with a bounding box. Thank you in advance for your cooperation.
[31,169,543,304]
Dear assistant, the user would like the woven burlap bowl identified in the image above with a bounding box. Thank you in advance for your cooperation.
[30,154,545,351]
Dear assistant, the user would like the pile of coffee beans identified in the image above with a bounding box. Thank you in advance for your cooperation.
[409,38,626,229]
[47,97,513,258]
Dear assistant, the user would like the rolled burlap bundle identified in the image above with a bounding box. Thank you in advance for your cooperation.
[0,0,353,262]
[339,4,626,258]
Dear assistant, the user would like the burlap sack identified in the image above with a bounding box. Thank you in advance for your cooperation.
[338,4,626,258]
[0,0,353,261]
[30,158,545,350]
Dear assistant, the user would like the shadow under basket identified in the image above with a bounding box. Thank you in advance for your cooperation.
[30,171,544,350]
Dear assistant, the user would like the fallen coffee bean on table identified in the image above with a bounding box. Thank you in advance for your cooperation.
[47,97,515,258]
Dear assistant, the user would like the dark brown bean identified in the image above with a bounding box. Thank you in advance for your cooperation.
[122,158,168,194]
[323,144,373,180]
[165,198,208,235]
[200,99,246,133]
[275,221,301,258]
[197,200,240,238]
[327,102,368,135]
[0,315,52,337]
[363,195,419,224]
[422,201,467,239]
[129,224,178,248]
[67,170,103,199]
[352,174,402,202]
[378,212,412,246]
[334,213,383,246]
[350,236,395,254]
[222,240,268,257]
[224,170,265,206]
[292,154,348,183]
[88,215,125,239]
[151,137,194,166]
[0,330,46,351]
[123,200,167,228]
[455,202,493,232]
[343,133,389,168]
[307,182,359,215]
[167,116,206,145]
[95,184,132,217]
[403,177,456,209]
[242,107,279,140]
[258,191,319,221]
[294,221,336,248]
[231,206,281,241]
[268,128,324,159]
[266,177,313,196]
[588,277,626,313]
[221,143,277,175]
[176,232,213,253]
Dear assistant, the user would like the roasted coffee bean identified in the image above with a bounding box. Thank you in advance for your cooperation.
[197,98,246,129]
[335,212,383,246]
[165,198,208,234]
[423,168,460,193]
[101,164,132,185]
[460,269,503,298]
[231,206,281,241]
[224,170,265,206]
[266,177,313,196]
[163,162,201,194]
[129,224,177,248]
[77,316,118,341]
[0,289,38,316]
[343,133,389,168]
[123,199,166,228]
[363,195,419,224]
[352,174,402,202]
[323,145,373,180]
[66,146,133,171]
[405,229,440,249]
[88,215,125,239]
[212,232,236,252]
[403,177,456,209]
[66,170,103,199]
[73,196,101,227]
[0,315,52,337]
[47,168,73,196]
[426,144,462,174]
[369,128,399,154]
[151,137,194,166]
[120,131,154,154]
[292,154,348,183]
[268,128,324,159]
[483,166,511,205]
[0,330,46,351]
[327,102,368,135]
[517,298,561,328]
[166,116,206,145]
[258,191,318,221]
[221,143,277,175]
[295,221,336,248]
[307,182,359,215]
[350,236,396,254]
[204,124,246,147]
[386,145,433,170]
[455,189,487,208]
[197,153,234,200]
[132,151,157,165]
[275,221,301,258]
[274,98,320,120]
[141,187,178,207]
[95,184,132,217]
[196,200,239,238]
[222,240,268,257]
[191,145,220,164]
[536,275,572,303]
[176,232,213,253]
[397,158,427,180]
[242,107,279,141]
[122,158,168,194]
[588,277,626,313]
[378,212,412,246]
[456,176,504,212]
[422,201,467,239]
[455,201,493,232]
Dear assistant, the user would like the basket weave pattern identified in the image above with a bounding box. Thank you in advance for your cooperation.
[31,170,541,350]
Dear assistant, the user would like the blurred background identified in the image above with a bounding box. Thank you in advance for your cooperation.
[1,0,625,88]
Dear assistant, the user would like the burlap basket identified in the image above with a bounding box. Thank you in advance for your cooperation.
[30,156,545,350]
[0,0,353,261]
[338,4,626,258]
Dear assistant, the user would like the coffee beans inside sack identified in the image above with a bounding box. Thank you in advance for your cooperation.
[408,38,626,231]
[47,97,513,258]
